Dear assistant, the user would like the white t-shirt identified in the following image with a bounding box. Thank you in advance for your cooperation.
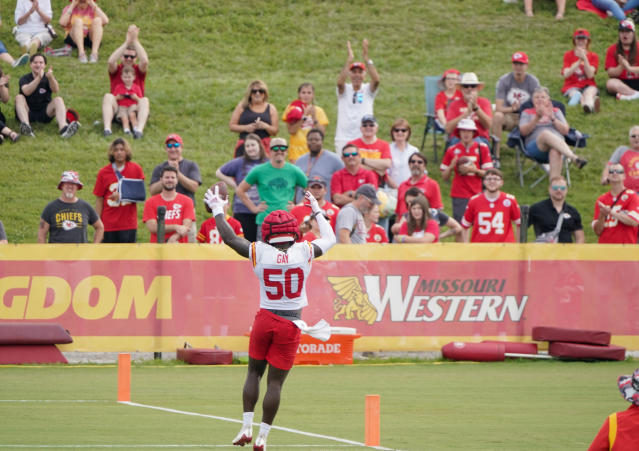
[250,240,314,310]
[15,0,52,35]
[335,83,377,143]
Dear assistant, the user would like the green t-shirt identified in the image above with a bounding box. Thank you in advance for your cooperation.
[244,162,308,224]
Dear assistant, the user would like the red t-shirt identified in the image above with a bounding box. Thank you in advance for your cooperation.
[446,97,492,140]
[142,193,195,243]
[366,223,389,243]
[92,162,145,232]
[113,83,144,107]
[290,202,339,231]
[331,167,378,197]
[462,192,521,243]
[440,141,493,199]
[110,64,147,96]
[396,175,443,217]
[588,404,639,451]
[616,150,639,192]
[605,43,639,80]
[348,137,392,186]
[561,50,599,93]
[398,219,439,243]
[593,189,639,244]
[435,90,463,115]
[197,216,243,244]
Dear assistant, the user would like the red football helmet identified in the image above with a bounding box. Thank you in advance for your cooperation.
[261,210,300,244]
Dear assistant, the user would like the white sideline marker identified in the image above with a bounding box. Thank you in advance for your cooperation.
[120,401,396,450]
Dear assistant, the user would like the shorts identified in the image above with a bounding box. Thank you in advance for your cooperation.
[116,104,138,120]
[64,34,94,50]
[452,197,470,223]
[249,309,301,371]
[621,79,639,92]
[524,139,549,164]
[16,105,53,124]
[564,85,598,96]
[0,40,7,55]
[15,31,53,48]
[102,229,137,243]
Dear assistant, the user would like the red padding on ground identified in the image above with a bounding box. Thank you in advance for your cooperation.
[177,348,233,365]
[0,344,68,364]
[548,342,626,361]
[482,341,538,354]
[532,326,610,345]
[0,323,73,345]
[442,342,505,362]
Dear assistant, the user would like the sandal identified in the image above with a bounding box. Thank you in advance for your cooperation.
[8,131,19,143]
[575,158,588,170]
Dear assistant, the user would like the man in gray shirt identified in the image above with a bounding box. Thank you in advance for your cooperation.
[335,183,380,243]
[491,51,540,167]
[294,128,344,202]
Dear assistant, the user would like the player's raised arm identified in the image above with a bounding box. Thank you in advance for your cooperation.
[305,191,336,257]
[204,184,250,258]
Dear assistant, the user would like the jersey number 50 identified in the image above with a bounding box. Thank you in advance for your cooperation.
[263,268,304,300]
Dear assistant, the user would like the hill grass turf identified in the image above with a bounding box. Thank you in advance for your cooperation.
[0,0,634,243]
[0,360,634,449]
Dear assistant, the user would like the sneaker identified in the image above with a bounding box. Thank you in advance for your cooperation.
[12,53,29,68]
[583,103,592,114]
[60,121,79,139]
[133,130,143,140]
[20,122,34,137]
[78,53,88,64]
[124,129,132,136]
[253,434,266,451]
[232,425,252,446]
[103,129,112,137]
[89,54,98,64]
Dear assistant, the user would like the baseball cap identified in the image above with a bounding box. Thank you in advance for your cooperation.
[438,68,460,89]
[350,61,365,71]
[356,183,381,205]
[573,28,590,39]
[307,175,327,187]
[57,170,83,190]
[511,51,529,64]
[620,19,636,32]
[165,133,183,146]
[361,114,377,125]
[270,137,288,149]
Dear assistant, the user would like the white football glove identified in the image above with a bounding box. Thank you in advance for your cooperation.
[304,190,321,214]
[204,186,227,216]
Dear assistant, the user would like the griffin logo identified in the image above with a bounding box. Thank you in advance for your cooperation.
[327,276,377,325]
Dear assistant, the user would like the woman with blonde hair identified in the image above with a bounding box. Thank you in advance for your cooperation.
[387,118,418,189]
[229,80,279,157]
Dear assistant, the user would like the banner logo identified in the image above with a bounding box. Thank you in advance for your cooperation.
[327,276,377,325]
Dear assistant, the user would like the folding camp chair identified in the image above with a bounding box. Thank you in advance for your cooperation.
[419,76,445,163]
[507,99,589,188]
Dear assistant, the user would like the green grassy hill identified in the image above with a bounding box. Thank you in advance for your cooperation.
[0,0,633,242]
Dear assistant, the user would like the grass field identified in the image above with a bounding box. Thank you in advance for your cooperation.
[0,0,637,243]
[0,359,635,450]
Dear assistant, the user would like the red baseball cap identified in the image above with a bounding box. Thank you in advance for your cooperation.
[573,28,590,39]
[511,51,529,64]
[165,133,183,146]
[350,61,365,70]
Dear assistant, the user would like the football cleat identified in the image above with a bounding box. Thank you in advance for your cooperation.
[232,425,252,446]
[253,434,266,450]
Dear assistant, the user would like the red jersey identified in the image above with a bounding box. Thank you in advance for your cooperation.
[593,189,639,244]
[290,202,339,231]
[446,97,493,140]
[605,43,639,80]
[588,404,639,451]
[142,193,195,243]
[197,215,243,244]
[462,192,521,243]
[440,141,493,199]
[435,90,463,115]
[396,175,443,217]
[366,223,389,243]
[92,162,145,232]
[110,64,147,96]
[616,150,639,192]
[331,167,378,197]
[113,83,144,108]
[561,50,599,93]
[348,137,392,186]
[399,219,439,243]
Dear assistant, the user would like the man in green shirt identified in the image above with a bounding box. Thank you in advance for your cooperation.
[236,137,308,240]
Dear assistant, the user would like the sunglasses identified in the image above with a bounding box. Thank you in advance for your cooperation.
[609,169,625,174]
[631,135,639,138]
[166,142,181,148]
[362,122,376,127]
[309,184,324,189]
[409,159,424,165]
[461,84,477,89]
[343,152,359,157]
[123,54,136,59]
[551,185,567,191]
[394,128,408,133]
[251,89,266,94]
[271,145,288,152]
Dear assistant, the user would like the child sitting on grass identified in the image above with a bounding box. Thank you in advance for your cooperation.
[113,66,142,138]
